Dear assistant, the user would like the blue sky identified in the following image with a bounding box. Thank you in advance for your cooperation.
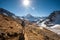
[0,0,60,17]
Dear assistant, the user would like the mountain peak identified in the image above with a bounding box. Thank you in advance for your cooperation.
[26,14,33,17]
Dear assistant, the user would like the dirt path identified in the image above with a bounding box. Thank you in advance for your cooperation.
[24,33,28,40]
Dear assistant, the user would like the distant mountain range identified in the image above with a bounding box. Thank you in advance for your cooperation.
[21,14,46,23]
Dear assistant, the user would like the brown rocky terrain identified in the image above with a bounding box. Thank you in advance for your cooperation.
[0,14,24,40]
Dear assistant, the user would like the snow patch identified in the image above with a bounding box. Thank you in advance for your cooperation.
[51,24,60,28]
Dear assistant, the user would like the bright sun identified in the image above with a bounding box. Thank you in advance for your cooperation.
[23,0,30,6]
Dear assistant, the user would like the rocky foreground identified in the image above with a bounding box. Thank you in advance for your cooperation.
[0,14,60,40]
[25,25,60,40]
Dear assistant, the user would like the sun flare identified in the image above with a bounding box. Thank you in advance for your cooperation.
[23,0,30,6]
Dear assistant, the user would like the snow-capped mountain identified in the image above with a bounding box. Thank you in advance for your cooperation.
[21,14,46,23]
[40,11,60,27]
[38,11,60,35]
[21,14,40,23]
[48,11,60,24]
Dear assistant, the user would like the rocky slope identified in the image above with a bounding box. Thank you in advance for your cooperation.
[25,25,60,40]
[46,11,60,25]
[39,11,60,27]
[0,14,24,40]
[0,8,24,40]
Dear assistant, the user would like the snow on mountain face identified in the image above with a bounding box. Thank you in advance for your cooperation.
[48,11,60,24]
[25,14,37,21]
[21,14,41,23]
[40,11,60,27]
[38,11,60,35]
[38,11,60,28]
[51,24,60,29]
